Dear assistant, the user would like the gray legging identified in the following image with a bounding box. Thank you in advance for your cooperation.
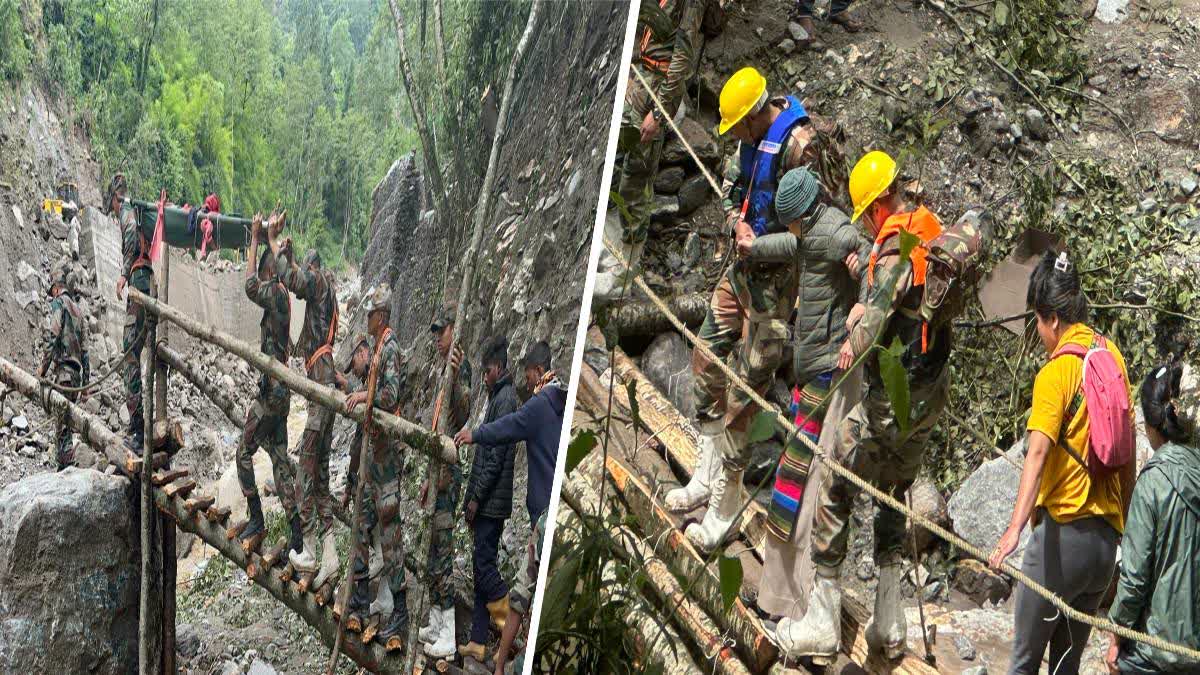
[1008,510,1119,675]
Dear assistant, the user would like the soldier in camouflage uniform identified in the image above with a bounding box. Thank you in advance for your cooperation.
[235,214,299,550]
[107,174,156,453]
[782,151,985,663]
[345,284,410,651]
[40,259,90,470]
[593,0,715,304]
[682,68,840,552]
[338,334,382,633]
[275,237,341,585]
[419,303,472,658]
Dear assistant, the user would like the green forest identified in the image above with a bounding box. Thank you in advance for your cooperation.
[1,0,531,268]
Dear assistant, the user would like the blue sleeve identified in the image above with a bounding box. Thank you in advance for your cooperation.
[473,397,539,447]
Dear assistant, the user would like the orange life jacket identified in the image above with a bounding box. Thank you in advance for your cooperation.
[866,206,943,353]
[638,0,672,74]
[304,300,340,374]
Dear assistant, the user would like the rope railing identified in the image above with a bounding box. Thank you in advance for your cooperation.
[610,63,1200,661]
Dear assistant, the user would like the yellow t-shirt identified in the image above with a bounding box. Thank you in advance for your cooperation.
[1026,323,1130,533]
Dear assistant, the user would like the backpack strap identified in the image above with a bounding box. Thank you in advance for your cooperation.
[1050,336,1104,471]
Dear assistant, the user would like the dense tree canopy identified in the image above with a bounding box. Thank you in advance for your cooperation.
[4,0,533,269]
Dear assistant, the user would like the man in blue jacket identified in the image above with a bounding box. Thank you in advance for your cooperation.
[455,340,567,673]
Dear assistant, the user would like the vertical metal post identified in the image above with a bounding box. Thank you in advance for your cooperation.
[156,249,176,675]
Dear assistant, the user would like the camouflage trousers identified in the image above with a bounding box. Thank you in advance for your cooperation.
[615,66,667,247]
[51,364,80,469]
[122,269,155,434]
[235,386,297,515]
[810,367,949,570]
[511,511,547,675]
[426,463,464,610]
[351,435,407,595]
[295,355,336,537]
[691,259,798,471]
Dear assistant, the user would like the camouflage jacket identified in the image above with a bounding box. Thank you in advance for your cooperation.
[277,249,338,363]
[42,292,90,379]
[634,0,707,120]
[371,328,405,417]
[851,253,951,386]
[245,274,291,396]
[119,204,153,285]
[445,356,473,434]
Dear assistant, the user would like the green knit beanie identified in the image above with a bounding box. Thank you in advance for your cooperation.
[775,167,820,225]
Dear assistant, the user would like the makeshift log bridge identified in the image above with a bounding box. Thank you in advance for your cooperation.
[0,356,406,673]
[572,346,940,675]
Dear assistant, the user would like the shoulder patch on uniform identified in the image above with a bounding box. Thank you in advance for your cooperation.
[759,140,781,155]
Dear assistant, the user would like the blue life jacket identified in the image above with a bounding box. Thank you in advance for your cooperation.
[736,95,809,236]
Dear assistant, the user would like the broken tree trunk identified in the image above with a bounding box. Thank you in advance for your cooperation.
[139,322,161,675]
[608,293,707,337]
[0,357,405,674]
[127,288,456,465]
[402,2,545,671]
[388,0,450,236]
[156,342,241,426]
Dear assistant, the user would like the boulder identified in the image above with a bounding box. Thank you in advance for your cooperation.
[952,558,1011,606]
[661,117,720,167]
[653,166,686,194]
[676,174,712,217]
[947,442,1030,565]
[639,332,696,421]
[0,469,139,674]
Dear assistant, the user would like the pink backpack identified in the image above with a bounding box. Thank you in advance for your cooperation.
[1052,335,1135,475]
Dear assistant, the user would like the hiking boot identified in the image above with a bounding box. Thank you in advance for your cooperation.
[289,533,319,571]
[239,495,265,543]
[831,10,865,32]
[684,430,742,552]
[458,641,486,662]
[487,594,510,633]
[370,577,394,617]
[775,568,841,665]
[313,529,341,589]
[423,606,456,659]
[866,561,907,659]
[126,411,145,455]
[664,418,723,512]
[287,514,304,555]
[378,590,409,652]
[346,577,371,632]
[419,604,444,644]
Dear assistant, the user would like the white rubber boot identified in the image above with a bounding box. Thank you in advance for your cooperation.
[683,461,743,552]
[289,533,319,571]
[370,579,394,617]
[866,561,907,659]
[418,605,443,644]
[664,418,723,512]
[775,569,842,665]
[424,606,457,658]
[313,530,341,589]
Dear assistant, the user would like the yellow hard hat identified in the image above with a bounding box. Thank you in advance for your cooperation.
[718,67,768,135]
[849,150,899,222]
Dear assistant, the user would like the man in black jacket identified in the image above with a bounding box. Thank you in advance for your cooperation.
[459,336,519,662]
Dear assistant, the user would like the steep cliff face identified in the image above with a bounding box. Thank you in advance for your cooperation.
[347,0,625,564]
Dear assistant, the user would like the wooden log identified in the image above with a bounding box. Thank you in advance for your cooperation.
[297,571,315,594]
[315,573,340,607]
[240,530,266,556]
[260,540,288,569]
[279,562,296,584]
[205,506,231,525]
[152,418,185,455]
[591,356,939,675]
[361,620,379,644]
[162,478,196,500]
[608,292,708,337]
[126,452,169,475]
[152,469,189,486]
[183,495,215,516]
[156,342,243,426]
[129,288,457,465]
[226,520,248,541]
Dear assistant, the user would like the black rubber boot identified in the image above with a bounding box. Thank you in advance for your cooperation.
[379,588,410,652]
[125,411,145,456]
[287,513,304,554]
[240,495,265,542]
